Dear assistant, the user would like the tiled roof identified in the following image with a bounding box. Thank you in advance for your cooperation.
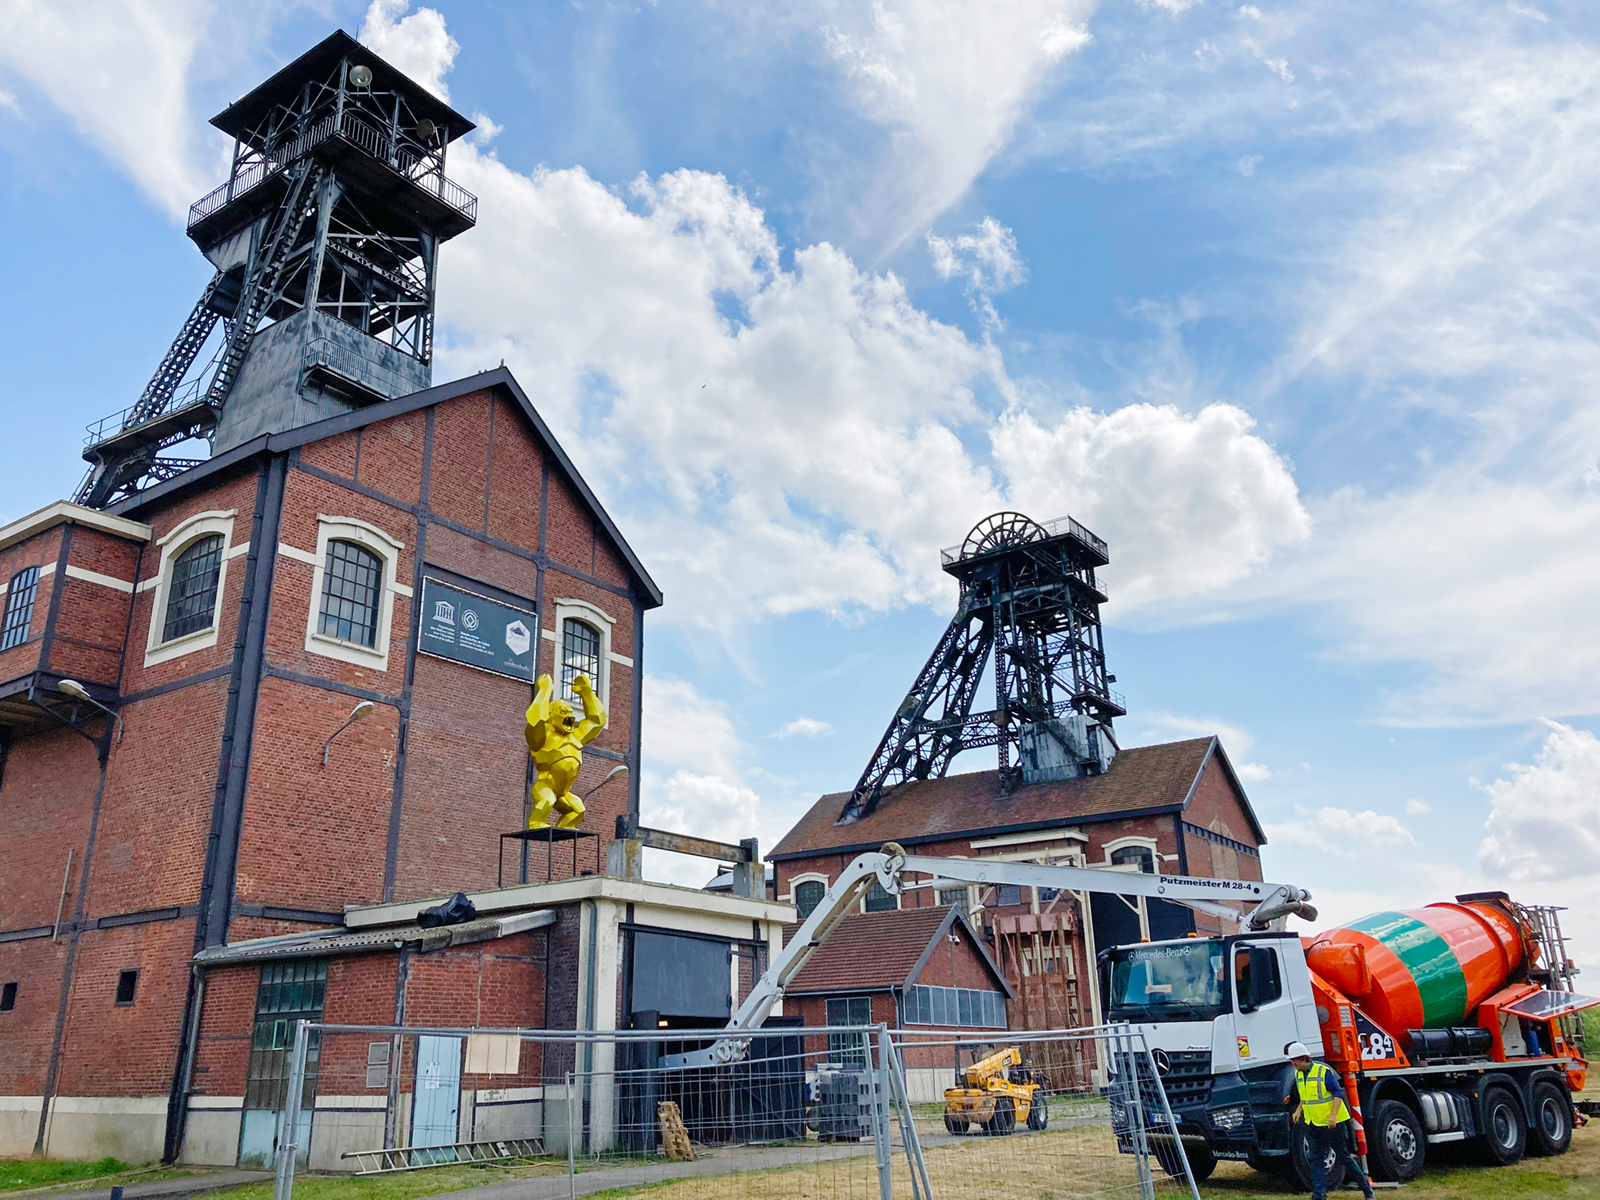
[771,737,1253,860]
[784,906,1008,996]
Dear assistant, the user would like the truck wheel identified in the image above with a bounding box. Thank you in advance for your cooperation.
[1289,1125,1346,1193]
[1527,1080,1573,1157]
[1367,1100,1425,1182]
[943,1114,969,1135]
[1026,1095,1049,1131]
[984,1096,1015,1135]
[1160,1142,1215,1181]
[1475,1085,1526,1165]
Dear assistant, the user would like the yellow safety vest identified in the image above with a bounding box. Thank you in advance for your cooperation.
[1296,1062,1350,1127]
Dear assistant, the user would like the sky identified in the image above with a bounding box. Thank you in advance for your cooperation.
[3,0,1599,967]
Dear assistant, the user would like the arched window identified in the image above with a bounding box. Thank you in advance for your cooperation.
[2,566,41,651]
[561,617,601,701]
[1110,845,1155,874]
[162,535,224,642]
[864,879,897,912]
[794,880,826,921]
[318,540,383,647]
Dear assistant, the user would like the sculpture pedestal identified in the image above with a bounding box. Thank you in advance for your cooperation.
[497,827,601,886]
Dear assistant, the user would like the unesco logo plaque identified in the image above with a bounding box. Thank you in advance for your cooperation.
[418,577,538,682]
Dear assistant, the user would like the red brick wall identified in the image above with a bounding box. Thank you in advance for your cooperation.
[0,525,65,681]
[0,938,71,1095]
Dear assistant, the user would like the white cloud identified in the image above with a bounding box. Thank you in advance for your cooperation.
[1265,806,1416,855]
[1124,711,1270,781]
[1237,154,1261,176]
[1404,799,1432,815]
[359,0,458,101]
[773,717,834,739]
[927,216,1028,328]
[0,0,214,217]
[1479,720,1600,884]
[1235,761,1271,782]
[816,0,1094,246]
[0,88,19,114]
[1137,0,1199,13]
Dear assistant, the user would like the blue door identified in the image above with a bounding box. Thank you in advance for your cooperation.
[411,1036,462,1161]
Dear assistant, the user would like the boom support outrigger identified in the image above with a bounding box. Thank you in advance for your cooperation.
[664,843,1315,1068]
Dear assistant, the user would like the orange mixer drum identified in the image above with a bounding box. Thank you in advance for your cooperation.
[1306,900,1530,1032]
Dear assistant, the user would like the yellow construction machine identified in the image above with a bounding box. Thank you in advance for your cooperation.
[942,1046,1047,1135]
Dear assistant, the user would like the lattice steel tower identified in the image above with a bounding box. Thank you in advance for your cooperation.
[838,512,1126,825]
[78,32,478,507]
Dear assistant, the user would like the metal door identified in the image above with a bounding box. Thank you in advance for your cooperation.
[410,1035,463,1160]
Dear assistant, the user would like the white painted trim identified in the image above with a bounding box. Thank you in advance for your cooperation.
[969,828,1086,851]
[0,1097,44,1113]
[225,540,252,560]
[541,628,558,642]
[1101,835,1161,871]
[0,501,152,553]
[314,1095,387,1110]
[786,872,831,908]
[135,576,161,594]
[608,651,634,668]
[278,543,318,565]
[63,565,135,594]
[144,513,236,668]
[552,597,617,707]
[2,560,55,597]
[43,1095,171,1115]
[185,1095,245,1111]
[302,517,404,672]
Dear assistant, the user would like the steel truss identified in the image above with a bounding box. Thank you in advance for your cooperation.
[838,512,1125,824]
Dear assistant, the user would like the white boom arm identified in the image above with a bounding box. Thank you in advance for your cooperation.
[662,842,1315,1069]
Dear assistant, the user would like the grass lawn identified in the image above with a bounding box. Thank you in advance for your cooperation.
[0,1159,203,1194]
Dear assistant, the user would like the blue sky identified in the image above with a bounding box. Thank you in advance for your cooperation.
[4,0,1598,960]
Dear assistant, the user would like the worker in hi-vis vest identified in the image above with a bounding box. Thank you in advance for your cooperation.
[1284,1041,1374,1200]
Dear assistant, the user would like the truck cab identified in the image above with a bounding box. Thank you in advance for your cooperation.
[1102,932,1323,1170]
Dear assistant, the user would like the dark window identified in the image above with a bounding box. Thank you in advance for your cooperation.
[1236,946,1284,1007]
[318,540,383,647]
[1,566,40,651]
[115,969,138,1005]
[794,880,826,921]
[0,981,16,1011]
[1111,846,1156,874]
[936,887,968,909]
[993,884,1023,906]
[864,879,897,912]
[244,961,327,1111]
[826,995,873,1064]
[904,985,1007,1028]
[561,618,601,701]
[1039,887,1060,903]
[162,535,224,641]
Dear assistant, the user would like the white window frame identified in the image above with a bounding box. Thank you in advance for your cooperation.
[1101,836,1161,874]
[787,872,831,918]
[861,875,902,915]
[143,510,237,667]
[551,598,615,706]
[302,516,407,671]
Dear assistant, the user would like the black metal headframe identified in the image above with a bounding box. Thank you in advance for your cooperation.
[837,512,1125,824]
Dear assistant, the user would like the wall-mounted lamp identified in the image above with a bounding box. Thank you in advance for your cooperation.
[321,701,376,767]
[582,763,628,800]
[59,679,122,744]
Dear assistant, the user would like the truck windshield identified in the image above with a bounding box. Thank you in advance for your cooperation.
[1106,941,1229,1022]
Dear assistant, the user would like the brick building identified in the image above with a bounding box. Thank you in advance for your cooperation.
[769,737,1268,1032]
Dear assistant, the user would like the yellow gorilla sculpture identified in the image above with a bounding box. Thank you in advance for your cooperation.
[525,672,607,830]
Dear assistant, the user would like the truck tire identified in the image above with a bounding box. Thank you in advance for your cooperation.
[1026,1095,1049,1131]
[943,1114,969,1135]
[1475,1085,1526,1166]
[1157,1141,1215,1181]
[1288,1125,1347,1193]
[1367,1100,1425,1182]
[1527,1080,1573,1157]
[983,1096,1016,1135]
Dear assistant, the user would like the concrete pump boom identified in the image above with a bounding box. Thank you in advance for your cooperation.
[662,842,1315,1068]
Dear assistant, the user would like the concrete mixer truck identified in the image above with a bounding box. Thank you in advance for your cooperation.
[666,847,1596,1194]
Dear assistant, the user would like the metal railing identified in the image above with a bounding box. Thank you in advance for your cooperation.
[187,110,477,231]
[940,513,1109,566]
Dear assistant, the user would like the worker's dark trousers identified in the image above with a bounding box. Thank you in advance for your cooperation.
[1305,1120,1371,1199]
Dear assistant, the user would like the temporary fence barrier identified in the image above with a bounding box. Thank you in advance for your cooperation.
[264,1021,1193,1200]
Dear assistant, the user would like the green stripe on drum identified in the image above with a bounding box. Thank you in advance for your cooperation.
[1346,912,1469,1027]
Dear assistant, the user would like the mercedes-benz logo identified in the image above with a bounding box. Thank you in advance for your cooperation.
[1152,1049,1171,1076]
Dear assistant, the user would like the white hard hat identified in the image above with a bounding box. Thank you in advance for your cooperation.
[1286,1041,1312,1059]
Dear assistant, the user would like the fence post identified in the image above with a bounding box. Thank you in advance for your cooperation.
[1142,1042,1200,1200]
[879,1029,930,1200]
[272,1019,311,1200]
[863,1027,893,1200]
[1117,1029,1154,1200]
[566,1070,577,1200]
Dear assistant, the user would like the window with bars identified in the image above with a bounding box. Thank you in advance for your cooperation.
[161,535,224,641]
[244,961,327,1111]
[1,566,40,651]
[318,540,383,647]
[825,995,872,1064]
[560,618,601,701]
[794,880,826,921]
[864,879,897,912]
[903,984,1008,1028]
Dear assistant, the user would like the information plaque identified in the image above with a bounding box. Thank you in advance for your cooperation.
[417,577,538,682]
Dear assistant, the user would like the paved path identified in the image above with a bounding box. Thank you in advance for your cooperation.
[10,1171,272,1200]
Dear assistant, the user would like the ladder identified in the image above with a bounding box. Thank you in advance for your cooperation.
[341,1137,545,1174]
[125,272,224,427]
[205,160,325,408]
[1524,904,1578,992]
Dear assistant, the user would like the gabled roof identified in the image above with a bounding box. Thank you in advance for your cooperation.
[769,737,1264,860]
[109,368,663,608]
[784,905,1013,998]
